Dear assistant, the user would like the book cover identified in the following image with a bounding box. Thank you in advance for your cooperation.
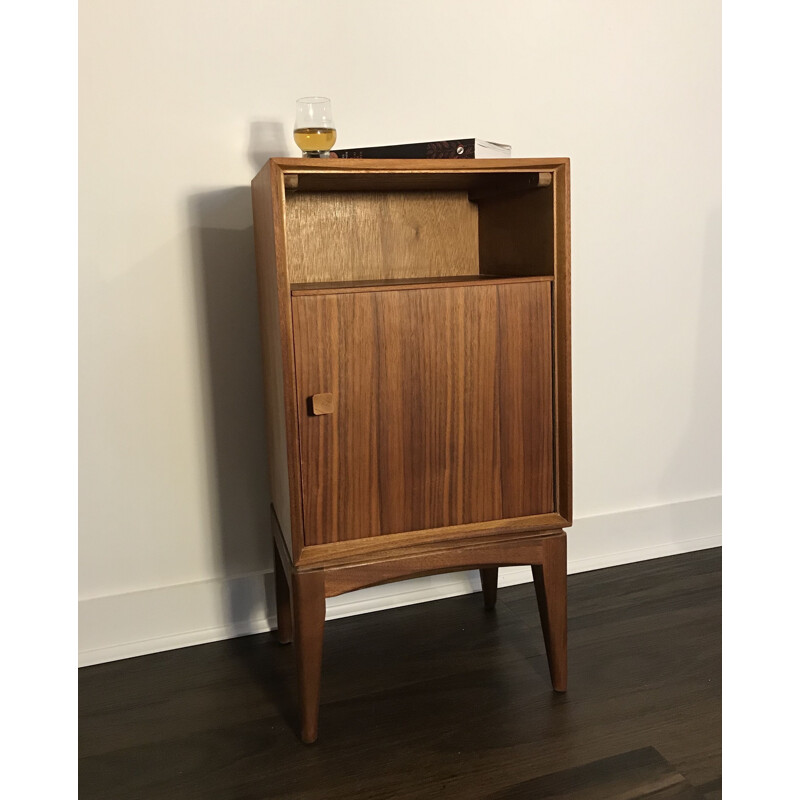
[331,138,511,159]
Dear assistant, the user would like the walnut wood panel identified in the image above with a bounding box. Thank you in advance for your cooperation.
[497,283,554,517]
[294,512,569,570]
[291,274,553,296]
[477,185,555,277]
[532,531,567,691]
[285,191,479,284]
[322,530,563,597]
[292,281,554,546]
[290,569,326,743]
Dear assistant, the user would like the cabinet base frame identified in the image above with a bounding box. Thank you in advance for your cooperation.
[271,507,567,744]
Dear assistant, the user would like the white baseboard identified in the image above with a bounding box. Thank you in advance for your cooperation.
[78,495,721,667]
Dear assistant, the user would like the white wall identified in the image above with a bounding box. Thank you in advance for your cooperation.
[79,0,721,664]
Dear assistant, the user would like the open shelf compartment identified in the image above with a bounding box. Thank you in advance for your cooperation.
[283,168,555,290]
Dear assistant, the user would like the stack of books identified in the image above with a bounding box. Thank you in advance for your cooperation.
[331,138,511,159]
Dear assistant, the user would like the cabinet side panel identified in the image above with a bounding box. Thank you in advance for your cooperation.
[252,170,294,556]
[497,282,554,517]
[552,162,573,523]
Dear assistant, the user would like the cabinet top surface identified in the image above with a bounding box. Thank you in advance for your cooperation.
[255,156,569,181]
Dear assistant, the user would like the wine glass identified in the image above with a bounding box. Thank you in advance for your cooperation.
[293,97,337,158]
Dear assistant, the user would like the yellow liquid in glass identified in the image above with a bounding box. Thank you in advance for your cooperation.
[293,127,337,153]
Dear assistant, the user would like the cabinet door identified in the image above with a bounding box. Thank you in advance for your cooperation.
[292,282,554,546]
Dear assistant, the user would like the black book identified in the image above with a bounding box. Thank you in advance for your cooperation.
[331,138,511,159]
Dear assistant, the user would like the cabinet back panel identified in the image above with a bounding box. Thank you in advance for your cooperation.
[292,282,554,545]
[284,191,479,284]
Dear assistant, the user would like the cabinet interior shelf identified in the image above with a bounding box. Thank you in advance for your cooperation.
[291,274,554,297]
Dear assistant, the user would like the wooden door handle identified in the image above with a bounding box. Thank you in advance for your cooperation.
[310,393,334,415]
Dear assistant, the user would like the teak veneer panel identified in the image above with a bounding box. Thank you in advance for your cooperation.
[285,191,479,284]
[292,281,554,546]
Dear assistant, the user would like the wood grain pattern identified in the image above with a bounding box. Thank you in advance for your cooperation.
[251,165,298,556]
[252,158,571,558]
[322,530,563,597]
[291,274,553,296]
[497,282,554,518]
[532,531,567,691]
[79,550,721,800]
[285,191,479,284]
[295,512,570,569]
[291,569,326,744]
[292,281,554,546]
[477,184,555,277]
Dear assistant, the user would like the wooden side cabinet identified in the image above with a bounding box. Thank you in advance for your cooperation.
[251,158,572,743]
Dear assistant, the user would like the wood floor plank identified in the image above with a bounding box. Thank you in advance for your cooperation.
[79,548,721,800]
[485,747,704,799]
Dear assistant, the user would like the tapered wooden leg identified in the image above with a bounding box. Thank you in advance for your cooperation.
[479,567,498,610]
[272,540,293,644]
[291,570,326,744]
[532,533,567,692]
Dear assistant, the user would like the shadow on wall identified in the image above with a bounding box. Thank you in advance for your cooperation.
[187,120,291,639]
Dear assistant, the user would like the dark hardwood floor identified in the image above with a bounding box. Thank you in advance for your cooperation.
[79,548,721,800]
